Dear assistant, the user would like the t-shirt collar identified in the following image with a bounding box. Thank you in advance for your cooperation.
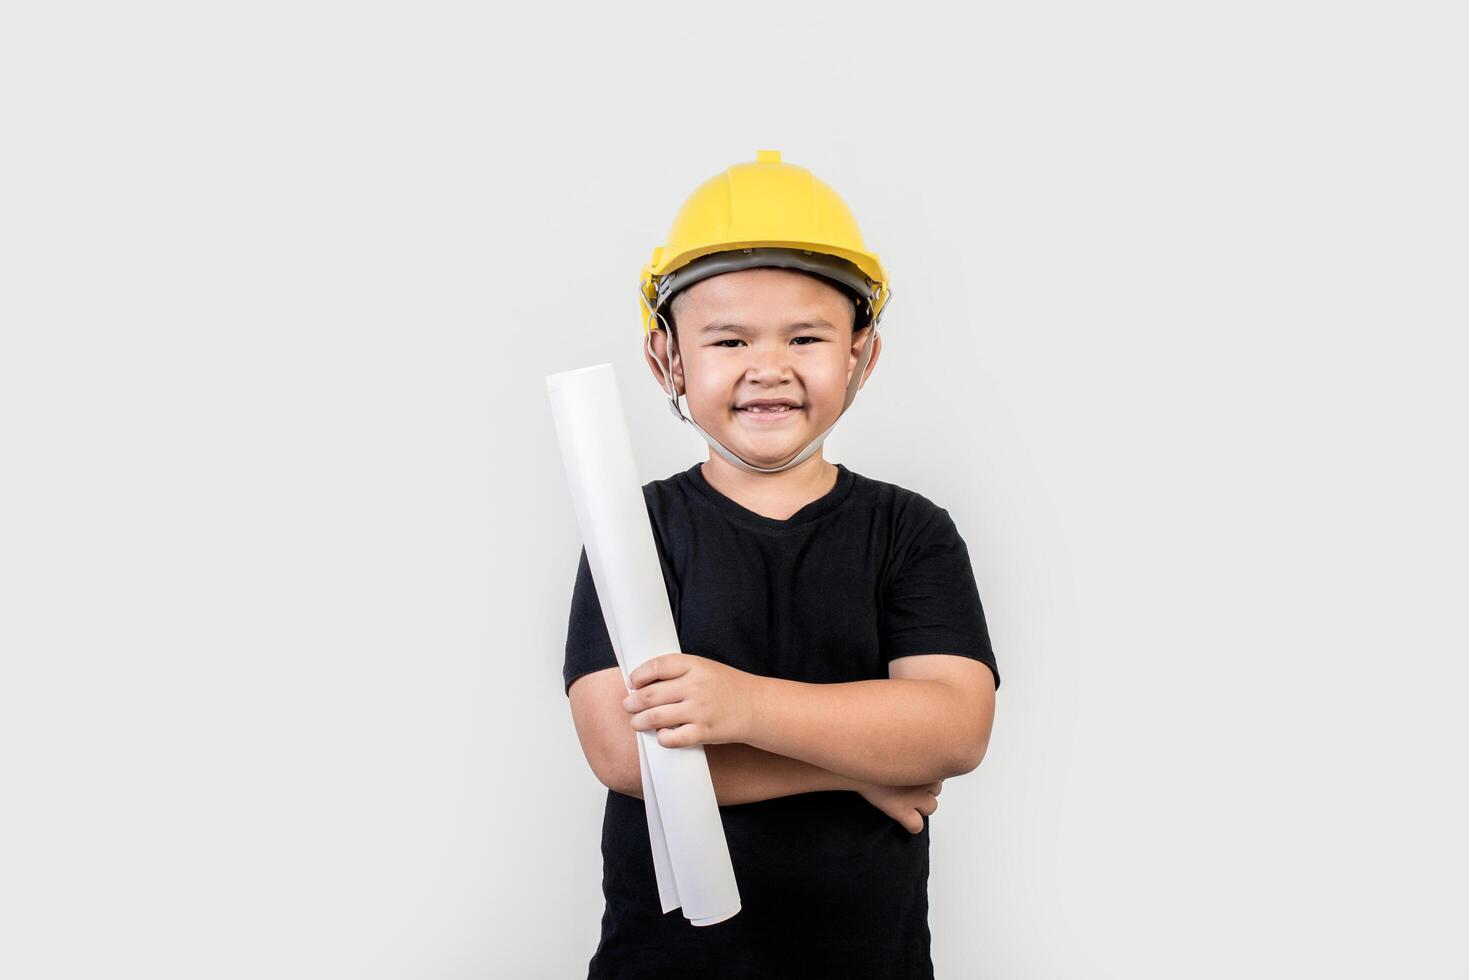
[683,461,856,531]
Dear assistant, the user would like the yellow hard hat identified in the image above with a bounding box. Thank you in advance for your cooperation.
[638,149,890,337]
[638,150,892,475]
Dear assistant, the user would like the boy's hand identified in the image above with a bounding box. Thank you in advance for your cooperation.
[855,780,943,835]
[623,653,760,749]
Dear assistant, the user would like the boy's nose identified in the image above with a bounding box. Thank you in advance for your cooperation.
[746,349,795,381]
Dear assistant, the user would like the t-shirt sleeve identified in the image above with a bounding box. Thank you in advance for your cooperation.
[880,506,1001,691]
[562,545,621,696]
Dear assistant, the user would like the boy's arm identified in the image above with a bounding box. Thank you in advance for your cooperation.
[745,662,994,786]
[569,667,862,804]
[612,741,864,805]
[626,653,997,787]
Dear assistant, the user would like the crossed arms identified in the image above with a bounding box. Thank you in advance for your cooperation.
[567,653,997,807]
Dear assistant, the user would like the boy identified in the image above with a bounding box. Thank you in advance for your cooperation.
[562,150,1000,978]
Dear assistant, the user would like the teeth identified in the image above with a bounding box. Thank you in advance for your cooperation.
[742,405,792,413]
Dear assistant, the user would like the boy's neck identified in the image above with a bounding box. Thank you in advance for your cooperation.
[699,453,839,521]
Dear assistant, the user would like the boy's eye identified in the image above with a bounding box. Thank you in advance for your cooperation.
[713,337,821,348]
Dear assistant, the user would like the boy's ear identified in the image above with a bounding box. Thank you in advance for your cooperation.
[644,328,686,397]
[849,326,882,390]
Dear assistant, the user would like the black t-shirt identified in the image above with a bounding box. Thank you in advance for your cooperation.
[562,461,1000,979]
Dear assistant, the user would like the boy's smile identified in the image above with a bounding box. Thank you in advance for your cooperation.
[644,266,882,471]
[735,402,800,422]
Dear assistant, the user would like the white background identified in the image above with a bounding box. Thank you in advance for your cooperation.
[2,2,1465,977]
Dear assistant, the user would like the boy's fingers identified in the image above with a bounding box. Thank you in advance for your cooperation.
[623,682,682,712]
[657,724,698,748]
[629,652,689,689]
[927,781,942,796]
[634,701,693,732]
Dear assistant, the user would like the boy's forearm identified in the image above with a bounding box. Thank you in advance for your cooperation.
[744,676,978,786]
[615,740,863,805]
[705,742,863,804]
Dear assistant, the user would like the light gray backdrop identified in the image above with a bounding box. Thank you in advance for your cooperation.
[2,1,1464,977]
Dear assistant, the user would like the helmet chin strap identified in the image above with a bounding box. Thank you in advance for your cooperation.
[640,284,887,475]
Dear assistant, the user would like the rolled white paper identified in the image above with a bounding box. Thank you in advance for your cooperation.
[546,362,742,927]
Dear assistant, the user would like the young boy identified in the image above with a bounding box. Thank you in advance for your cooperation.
[562,150,1000,979]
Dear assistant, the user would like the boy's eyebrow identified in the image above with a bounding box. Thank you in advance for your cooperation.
[700,318,838,335]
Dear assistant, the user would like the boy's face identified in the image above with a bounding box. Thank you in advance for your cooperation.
[644,267,882,469]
